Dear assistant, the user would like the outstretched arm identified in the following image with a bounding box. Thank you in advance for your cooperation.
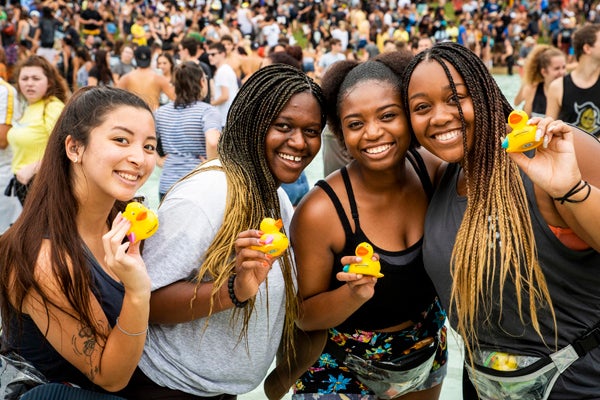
[508,118,600,250]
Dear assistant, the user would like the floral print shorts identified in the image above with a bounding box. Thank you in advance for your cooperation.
[292,299,448,400]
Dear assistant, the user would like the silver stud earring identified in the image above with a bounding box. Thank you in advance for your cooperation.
[74,156,78,163]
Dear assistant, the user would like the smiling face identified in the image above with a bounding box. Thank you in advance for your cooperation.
[265,92,323,186]
[18,66,49,104]
[541,55,566,83]
[157,55,172,76]
[339,80,410,171]
[407,60,474,163]
[75,106,157,203]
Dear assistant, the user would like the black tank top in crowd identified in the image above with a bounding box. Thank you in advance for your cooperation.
[531,82,547,116]
[315,149,438,331]
[559,74,600,137]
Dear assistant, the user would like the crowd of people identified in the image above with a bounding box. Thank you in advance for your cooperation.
[0,0,599,400]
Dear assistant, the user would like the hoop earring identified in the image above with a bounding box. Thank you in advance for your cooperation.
[74,156,78,163]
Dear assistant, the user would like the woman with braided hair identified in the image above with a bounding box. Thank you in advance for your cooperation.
[121,63,326,400]
[403,42,600,399]
[288,51,447,400]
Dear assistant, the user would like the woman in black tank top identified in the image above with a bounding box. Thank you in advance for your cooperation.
[513,44,565,116]
[403,42,600,400]
[289,52,448,399]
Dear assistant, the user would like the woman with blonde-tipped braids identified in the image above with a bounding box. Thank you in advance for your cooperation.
[120,63,326,400]
[403,42,600,399]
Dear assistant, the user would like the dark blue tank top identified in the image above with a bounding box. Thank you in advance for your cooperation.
[315,150,438,331]
[423,163,600,397]
[6,244,125,390]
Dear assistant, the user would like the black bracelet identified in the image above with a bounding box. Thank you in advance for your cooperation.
[553,180,592,204]
[228,274,248,308]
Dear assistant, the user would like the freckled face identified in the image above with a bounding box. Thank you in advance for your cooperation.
[265,92,323,186]
[407,60,474,163]
[339,80,410,171]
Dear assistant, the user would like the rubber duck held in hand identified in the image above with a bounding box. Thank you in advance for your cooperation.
[502,110,542,153]
[343,242,384,278]
[122,201,159,243]
[250,218,289,257]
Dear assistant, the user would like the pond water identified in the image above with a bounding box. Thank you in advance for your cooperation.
[139,73,524,210]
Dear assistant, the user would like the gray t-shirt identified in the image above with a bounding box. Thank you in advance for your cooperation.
[139,160,294,396]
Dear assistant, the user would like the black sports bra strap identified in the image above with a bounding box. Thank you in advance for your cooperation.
[406,149,434,200]
[315,180,354,237]
[340,166,360,226]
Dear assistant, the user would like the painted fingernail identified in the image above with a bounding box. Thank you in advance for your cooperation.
[128,233,136,243]
[535,128,543,141]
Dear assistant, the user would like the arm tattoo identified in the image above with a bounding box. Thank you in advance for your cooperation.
[72,325,100,381]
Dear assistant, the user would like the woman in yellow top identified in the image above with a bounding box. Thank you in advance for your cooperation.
[6,55,69,205]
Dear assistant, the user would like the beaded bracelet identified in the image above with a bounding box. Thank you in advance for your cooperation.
[553,180,592,204]
[228,274,248,308]
[115,317,148,336]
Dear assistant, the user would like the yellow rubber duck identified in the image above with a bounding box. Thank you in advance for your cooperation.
[250,218,289,257]
[343,242,384,278]
[485,352,519,371]
[502,110,542,153]
[122,201,159,243]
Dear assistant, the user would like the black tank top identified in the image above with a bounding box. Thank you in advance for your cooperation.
[6,244,125,390]
[559,74,600,137]
[531,82,546,116]
[315,150,438,331]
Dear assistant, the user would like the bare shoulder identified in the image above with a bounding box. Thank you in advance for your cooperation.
[291,172,345,243]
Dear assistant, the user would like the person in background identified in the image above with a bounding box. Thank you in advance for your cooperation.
[0,74,21,233]
[73,45,94,89]
[156,52,174,83]
[289,51,447,400]
[514,45,566,117]
[208,42,238,128]
[120,64,325,399]
[88,49,115,87]
[156,52,175,106]
[403,42,600,400]
[5,55,68,205]
[154,61,220,201]
[117,46,174,111]
[546,23,600,138]
[111,45,135,86]
[0,86,157,399]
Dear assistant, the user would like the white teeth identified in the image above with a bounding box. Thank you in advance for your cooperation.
[117,172,138,181]
[365,144,391,154]
[279,153,302,162]
[435,131,461,142]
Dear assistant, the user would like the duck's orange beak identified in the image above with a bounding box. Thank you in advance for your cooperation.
[136,211,147,221]
[356,246,369,257]
[275,219,283,229]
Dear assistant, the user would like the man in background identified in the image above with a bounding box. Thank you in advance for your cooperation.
[546,23,600,138]
[118,46,174,110]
